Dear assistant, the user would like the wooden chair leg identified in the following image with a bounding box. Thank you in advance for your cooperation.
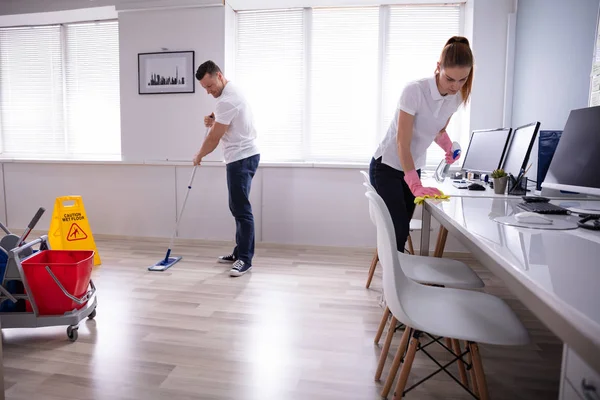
[366,248,379,288]
[434,227,448,258]
[433,227,443,257]
[407,234,415,255]
[465,340,479,396]
[445,337,453,354]
[393,331,419,400]
[375,316,397,381]
[374,307,390,345]
[469,342,489,400]
[452,339,469,389]
[381,327,412,398]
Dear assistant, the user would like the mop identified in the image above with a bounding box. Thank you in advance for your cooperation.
[148,126,209,271]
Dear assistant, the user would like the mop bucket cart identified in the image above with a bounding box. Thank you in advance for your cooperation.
[0,235,97,342]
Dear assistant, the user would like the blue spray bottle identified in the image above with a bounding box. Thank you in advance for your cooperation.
[433,141,461,182]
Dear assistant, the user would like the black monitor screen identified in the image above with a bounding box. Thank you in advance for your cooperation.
[543,106,600,192]
[502,122,540,177]
[461,128,511,174]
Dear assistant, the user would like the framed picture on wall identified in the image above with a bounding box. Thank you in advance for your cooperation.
[138,50,195,94]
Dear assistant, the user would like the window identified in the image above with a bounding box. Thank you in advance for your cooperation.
[0,26,65,156]
[383,5,465,167]
[235,9,305,162]
[0,20,120,160]
[310,7,379,162]
[235,4,465,165]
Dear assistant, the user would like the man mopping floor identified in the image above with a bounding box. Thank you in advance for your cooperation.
[193,60,260,277]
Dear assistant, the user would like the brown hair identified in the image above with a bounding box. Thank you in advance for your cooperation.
[196,60,222,81]
[438,36,474,105]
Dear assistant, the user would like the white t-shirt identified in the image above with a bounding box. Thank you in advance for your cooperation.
[373,76,463,171]
[214,82,260,164]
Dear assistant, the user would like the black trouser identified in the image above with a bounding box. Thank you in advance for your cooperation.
[226,154,260,266]
[369,157,418,252]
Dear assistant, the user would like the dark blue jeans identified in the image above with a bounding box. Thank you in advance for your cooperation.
[369,157,419,252]
[226,154,260,266]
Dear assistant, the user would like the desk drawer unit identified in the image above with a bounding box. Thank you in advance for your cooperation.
[563,346,600,400]
[562,379,584,400]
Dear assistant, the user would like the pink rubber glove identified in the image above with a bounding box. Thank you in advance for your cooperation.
[404,170,442,197]
[435,130,461,164]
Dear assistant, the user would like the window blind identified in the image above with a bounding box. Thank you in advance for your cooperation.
[65,21,121,159]
[235,5,465,165]
[309,7,380,162]
[236,9,305,162]
[383,5,462,167]
[0,25,65,157]
[0,21,120,160]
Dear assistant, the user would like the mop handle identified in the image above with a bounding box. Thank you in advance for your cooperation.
[166,125,210,249]
[0,221,10,235]
[18,207,45,245]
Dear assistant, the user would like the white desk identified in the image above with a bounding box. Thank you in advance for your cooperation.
[421,176,505,198]
[419,177,538,257]
[419,196,600,398]
[419,176,595,257]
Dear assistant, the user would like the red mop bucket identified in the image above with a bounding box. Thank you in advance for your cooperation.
[21,249,94,315]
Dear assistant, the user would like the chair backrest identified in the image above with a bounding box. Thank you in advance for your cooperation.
[365,190,421,327]
[362,182,376,225]
[359,170,375,191]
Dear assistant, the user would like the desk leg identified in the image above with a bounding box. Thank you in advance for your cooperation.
[420,204,431,256]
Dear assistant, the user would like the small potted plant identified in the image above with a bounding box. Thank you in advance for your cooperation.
[491,169,508,194]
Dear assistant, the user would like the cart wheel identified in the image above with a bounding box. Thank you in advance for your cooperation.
[67,326,78,342]
[88,308,96,320]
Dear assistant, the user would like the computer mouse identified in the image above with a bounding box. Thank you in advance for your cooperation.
[514,211,554,225]
[467,183,485,191]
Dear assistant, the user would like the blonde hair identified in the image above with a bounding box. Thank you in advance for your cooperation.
[438,36,474,105]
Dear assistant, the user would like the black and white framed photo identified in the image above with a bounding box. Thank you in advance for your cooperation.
[138,51,195,94]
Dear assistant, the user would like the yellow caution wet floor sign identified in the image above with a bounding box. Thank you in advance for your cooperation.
[49,195,101,265]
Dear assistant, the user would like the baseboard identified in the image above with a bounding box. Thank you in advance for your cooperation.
[17,229,471,256]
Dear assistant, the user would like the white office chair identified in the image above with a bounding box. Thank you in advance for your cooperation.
[366,189,530,399]
[362,183,483,287]
[359,171,422,288]
[363,182,484,390]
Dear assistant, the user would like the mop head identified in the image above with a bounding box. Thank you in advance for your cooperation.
[148,256,182,271]
[414,191,450,205]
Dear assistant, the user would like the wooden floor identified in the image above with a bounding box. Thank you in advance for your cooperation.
[1,235,563,400]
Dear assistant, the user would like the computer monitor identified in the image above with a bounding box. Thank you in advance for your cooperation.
[542,106,600,197]
[461,128,512,174]
[501,121,541,177]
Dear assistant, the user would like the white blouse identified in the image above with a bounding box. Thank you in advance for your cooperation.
[373,76,463,171]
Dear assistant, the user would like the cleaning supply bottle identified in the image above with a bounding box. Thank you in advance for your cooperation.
[433,141,461,182]
[449,141,461,162]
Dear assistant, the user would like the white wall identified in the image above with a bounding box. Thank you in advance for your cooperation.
[468,0,516,131]
[511,0,599,183]
[261,167,374,246]
[223,3,236,79]
[0,0,523,253]
[0,162,463,254]
[2,163,176,238]
[118,6,225,162]
[175,164,262,241]
[511,0,599,129]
